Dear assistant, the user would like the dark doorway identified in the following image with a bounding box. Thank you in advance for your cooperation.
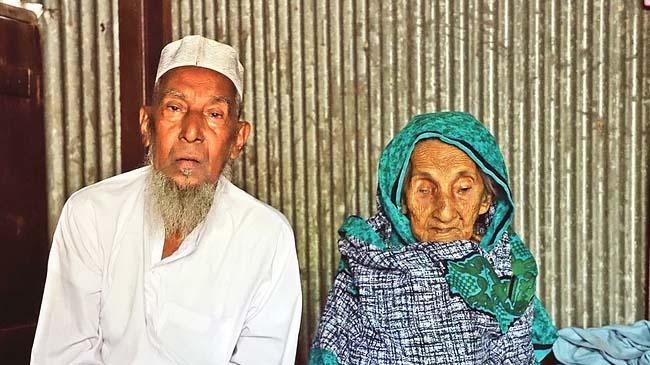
[119,0,171,172]
[0,4,48,364]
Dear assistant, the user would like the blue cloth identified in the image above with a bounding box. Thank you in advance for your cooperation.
[553,320,650,364]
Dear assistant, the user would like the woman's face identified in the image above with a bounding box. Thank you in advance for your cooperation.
[404,139,491,242]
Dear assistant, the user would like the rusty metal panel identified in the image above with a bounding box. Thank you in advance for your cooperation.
[172,1,650,363]
[39,0,121,236]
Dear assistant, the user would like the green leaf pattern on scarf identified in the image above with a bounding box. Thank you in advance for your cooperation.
[445,232,538,332]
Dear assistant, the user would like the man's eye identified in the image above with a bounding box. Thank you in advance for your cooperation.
[167,105,181,112]
[209,112,223,119]
[458,187,471,193]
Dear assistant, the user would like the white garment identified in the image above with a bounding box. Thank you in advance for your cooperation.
[31,166,302,365]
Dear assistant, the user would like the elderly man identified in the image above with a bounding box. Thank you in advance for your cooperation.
[31,36,302,364]
[310,112,557,365]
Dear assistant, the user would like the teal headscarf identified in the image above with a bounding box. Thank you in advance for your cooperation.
[339,111,557,360]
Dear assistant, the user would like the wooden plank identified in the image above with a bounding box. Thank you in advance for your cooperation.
[0,65,31,97]
[118,0,171,172]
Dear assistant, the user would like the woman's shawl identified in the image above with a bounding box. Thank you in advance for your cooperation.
[310,112,558,365]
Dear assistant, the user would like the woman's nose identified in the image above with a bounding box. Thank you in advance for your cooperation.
[432,194,455,223]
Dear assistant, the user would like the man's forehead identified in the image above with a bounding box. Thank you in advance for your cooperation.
[161,89,185,98]
[160,88,236,104]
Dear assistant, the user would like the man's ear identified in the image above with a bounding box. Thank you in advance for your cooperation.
[139,106,152,148]
[478,191,492,215]
[230,121,251,159]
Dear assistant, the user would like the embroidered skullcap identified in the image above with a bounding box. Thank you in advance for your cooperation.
[155,35,244,99]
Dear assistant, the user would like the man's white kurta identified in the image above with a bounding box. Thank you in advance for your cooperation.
[31,166,302,364]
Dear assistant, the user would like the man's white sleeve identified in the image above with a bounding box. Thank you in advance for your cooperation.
[229,223,302,365]
[31,198,104,364]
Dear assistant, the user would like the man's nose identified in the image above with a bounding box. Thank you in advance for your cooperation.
[179,110,205,142]
[433,194,455,223]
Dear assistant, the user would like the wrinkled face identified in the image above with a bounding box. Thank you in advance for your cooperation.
[139,66,250,187]
[404,139,491,242]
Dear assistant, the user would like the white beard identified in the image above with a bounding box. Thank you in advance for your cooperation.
[144,130,235,237]
[147,167,217,238]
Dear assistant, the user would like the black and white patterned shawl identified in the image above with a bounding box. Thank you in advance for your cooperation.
[309,209,535,365]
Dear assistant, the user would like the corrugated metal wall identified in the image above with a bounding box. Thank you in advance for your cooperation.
[35,0,649,363]
[38,0,121,236]
[171,1,649,362]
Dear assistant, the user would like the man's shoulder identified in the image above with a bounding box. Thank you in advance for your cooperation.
[66,166,149,208]
[220,178,291,230]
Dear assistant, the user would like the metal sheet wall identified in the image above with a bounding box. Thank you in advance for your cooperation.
[170,1,650,362]
[8,0,610,363]
[39,0,121,236]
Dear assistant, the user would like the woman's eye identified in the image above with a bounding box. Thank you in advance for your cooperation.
[417,188,431,194]
[458,186,471,193]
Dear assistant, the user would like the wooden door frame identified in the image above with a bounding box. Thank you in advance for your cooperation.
[118,0,171,172]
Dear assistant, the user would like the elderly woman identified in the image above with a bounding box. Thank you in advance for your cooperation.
[310,112,557,365]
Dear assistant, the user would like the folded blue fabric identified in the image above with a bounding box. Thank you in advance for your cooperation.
[553,320,650,364]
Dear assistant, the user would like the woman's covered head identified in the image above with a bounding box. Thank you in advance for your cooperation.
[402,138,495,242]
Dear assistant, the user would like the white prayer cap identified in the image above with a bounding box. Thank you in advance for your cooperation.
[155,35,244,100]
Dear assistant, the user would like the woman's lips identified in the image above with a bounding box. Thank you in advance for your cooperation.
[430,227,456,233]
